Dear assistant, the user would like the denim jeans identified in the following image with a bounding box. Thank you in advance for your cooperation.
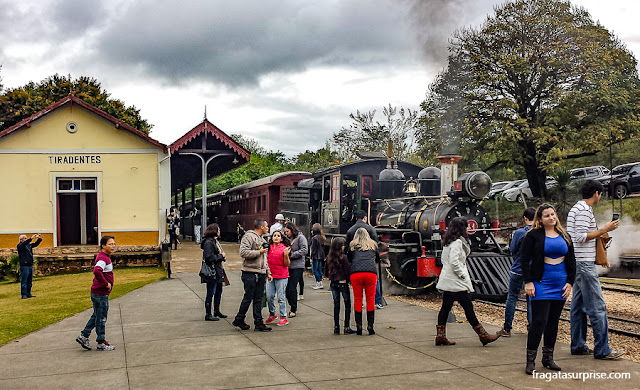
[20,266,33,297]
[235,271,266,325]
[375,277,382,305]
[82,293,110,343]
[570,262,611,357]
[266,278,288,317]
[503,271,532,332]
[312,259,323,282]
[331,282,351,328]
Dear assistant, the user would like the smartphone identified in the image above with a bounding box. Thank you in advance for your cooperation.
[612,213,620,221]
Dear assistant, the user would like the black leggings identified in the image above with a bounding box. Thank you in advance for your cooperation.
[438,291,479,327]
[527,300,565,350]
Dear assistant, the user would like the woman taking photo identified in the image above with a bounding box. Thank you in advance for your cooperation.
[284,221,308,318]
[435,217,500,347]
[201,224,228,321]
[349,227,379,335]
[324,237,356,335]
[521,204,575,375]
[310,223,326,290]
[265,231,291,326]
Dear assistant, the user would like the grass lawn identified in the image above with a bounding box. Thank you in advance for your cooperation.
[0,267,166,346]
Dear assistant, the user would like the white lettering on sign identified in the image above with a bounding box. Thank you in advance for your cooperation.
[49,155,101,164]
[467,220,478,235]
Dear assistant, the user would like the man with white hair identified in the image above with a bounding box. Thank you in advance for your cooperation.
[17,233,42,299]
[269,214,285,235]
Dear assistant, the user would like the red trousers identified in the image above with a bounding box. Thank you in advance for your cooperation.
[350,272,377,312]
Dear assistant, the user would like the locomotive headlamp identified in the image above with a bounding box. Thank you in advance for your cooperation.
[455,171,492,200]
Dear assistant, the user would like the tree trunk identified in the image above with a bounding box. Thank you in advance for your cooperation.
[522,145,548,199]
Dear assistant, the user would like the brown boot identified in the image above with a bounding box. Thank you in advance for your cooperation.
[526,349,537,375]
[473,324,500,346]
[542,347,561,371]
[435,325,456,346]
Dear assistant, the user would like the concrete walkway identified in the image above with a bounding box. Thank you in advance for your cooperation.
[1,269,639,389]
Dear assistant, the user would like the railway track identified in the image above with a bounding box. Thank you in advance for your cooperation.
[475,299,640,339]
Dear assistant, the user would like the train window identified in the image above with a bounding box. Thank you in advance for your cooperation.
[257,196,261,213]
[361,176,372,196]
[323,176,331,201]
[331,175,340,203]
[262,195,266,211]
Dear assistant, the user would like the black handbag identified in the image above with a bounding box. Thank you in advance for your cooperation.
[199,261,216,279]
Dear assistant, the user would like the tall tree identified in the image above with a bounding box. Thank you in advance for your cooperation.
[0,74,152,133]
[332,104,419,162]
[292,143,340,173]
[418,0,640,198]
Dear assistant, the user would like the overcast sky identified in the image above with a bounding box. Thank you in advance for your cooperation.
[1,0,639,156]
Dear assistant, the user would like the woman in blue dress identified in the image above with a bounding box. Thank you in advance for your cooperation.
[521,204,576,375]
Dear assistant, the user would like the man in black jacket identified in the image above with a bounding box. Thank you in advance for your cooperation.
[17,233,42,299]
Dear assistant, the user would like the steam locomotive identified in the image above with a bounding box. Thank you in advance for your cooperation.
[279,155,513,301]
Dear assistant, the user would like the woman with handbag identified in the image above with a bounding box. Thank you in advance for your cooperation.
[521,204,576,374]
[265,231,291,326]
[201,223,228,321]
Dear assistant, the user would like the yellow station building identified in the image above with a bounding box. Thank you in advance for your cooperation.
[0,94,171,249]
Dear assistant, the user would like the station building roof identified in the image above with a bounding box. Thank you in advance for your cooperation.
[168,119,250,195]
[0,93,167,151]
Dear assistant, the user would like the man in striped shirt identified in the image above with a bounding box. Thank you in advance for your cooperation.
[566,180,622,360]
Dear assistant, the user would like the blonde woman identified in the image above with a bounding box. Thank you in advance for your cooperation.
[349,227,379,335]
[521,204,576,374]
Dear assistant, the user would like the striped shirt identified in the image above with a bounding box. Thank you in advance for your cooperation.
[566,200,596,262]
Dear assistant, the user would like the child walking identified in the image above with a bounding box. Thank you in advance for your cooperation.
[324,237,356,335]
[265,231,291,326]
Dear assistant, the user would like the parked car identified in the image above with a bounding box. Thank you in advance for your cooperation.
[569,166,610,182]
[488,181,513,198]
[502,178,557,203]
[598,162,640,199]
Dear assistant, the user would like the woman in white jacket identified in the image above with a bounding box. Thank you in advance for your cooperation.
[435,217,501,346]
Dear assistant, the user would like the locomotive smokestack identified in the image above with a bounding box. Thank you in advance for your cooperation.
[437,154,462,195]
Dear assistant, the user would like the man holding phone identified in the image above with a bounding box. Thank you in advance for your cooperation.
[567,180,622,360]
[17,233,42,299]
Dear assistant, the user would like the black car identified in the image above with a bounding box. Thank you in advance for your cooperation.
[598,162,640,199]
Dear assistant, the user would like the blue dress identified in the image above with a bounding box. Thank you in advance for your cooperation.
[531,235,568,301]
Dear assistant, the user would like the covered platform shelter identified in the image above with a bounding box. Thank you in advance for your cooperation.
[168,118,250,236]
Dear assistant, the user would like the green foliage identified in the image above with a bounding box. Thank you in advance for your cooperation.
[9,254,20,283]
[0,257,10,281]
[0,74,153,133]
[292,143,340,173]
[418,0,640,199]
[332,105,419,162]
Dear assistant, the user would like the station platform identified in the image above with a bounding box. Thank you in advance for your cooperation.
[1,263,639,388]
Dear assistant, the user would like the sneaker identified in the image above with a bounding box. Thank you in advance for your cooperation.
[265,314,278,324]
[277,318,289,326]
[572,347,594,356]
[96,341,115,351]
[232,319,251,330]
[595,350,624,360]
[76,335,91,350]
[496,329,511,337]
[344,327,357,334]
[254,323,272,332]
[375,303,384,310]
[312,282,323,290]
[297,295,304,301]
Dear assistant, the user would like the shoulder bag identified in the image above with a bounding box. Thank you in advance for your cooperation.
[199,261,216,280]
[595,232,611,266]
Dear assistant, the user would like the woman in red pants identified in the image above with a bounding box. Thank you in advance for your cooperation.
[349,227,379,335]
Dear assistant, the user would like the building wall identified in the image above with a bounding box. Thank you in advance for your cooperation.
[0,105,167,248]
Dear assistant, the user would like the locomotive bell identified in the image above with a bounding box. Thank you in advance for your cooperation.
[417,167,441,196]
[454,171,492,200]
